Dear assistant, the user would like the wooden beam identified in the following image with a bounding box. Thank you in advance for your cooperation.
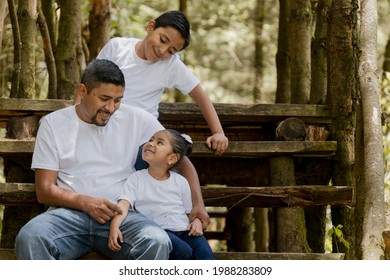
[0,183,353,207]
[0,98,332,128]
[0,139,337,157]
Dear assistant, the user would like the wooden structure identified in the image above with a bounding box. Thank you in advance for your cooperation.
[0,98,354,259]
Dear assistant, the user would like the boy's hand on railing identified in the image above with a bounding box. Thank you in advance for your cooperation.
[206,132,229,155]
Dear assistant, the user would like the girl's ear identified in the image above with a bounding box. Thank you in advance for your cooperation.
[168,153,180,166]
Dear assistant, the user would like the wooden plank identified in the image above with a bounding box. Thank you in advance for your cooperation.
[213,251,345,260]
[0,139,337,157]
[0,248,344,260]
[0,98,332,127]
[202,185,353,207]
[0,183,353,207]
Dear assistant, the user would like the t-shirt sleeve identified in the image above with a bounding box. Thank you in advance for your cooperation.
[31,116,59,171]
[169,56,200,95]
[118,173,138,206]
[96,38,116,60]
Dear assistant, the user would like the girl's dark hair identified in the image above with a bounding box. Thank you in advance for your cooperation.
[154,10,191,50]
[164,129,193,170]
[81,59,125,92]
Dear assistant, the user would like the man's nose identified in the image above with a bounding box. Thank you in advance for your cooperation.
[104,100,116,113]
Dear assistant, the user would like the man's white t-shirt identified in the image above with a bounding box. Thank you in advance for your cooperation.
[31,104,164,203]
[119,169,192,232]
[97,37,200,117]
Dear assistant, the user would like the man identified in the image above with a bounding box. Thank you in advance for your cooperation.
[15,59,208,260]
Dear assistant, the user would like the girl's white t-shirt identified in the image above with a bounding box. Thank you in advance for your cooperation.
[119,169,192,232]
[97,37,200,117]
[31,104,164,203]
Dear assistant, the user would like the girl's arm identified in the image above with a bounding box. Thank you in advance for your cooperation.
[108,199,131,251]
[189,84,229,155]
[187,217,203,236]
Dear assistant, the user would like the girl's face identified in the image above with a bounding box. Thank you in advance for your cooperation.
[139,21,185,62]
[142,131,179,167]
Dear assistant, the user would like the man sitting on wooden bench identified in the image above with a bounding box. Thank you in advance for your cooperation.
[14,59,208,260]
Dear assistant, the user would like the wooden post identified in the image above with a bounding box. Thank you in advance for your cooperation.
[270,117,311,252]
[1,115,43,248]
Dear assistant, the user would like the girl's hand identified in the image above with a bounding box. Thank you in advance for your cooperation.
[108,228,123,251]
[206,132,228,155]
[187,218,204,236]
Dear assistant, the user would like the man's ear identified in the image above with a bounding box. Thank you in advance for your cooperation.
[78,83,87,99]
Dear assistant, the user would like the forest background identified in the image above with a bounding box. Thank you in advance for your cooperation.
[0,0,390,241]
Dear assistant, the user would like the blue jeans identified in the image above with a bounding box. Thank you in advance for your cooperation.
[166,230,214,260]
[15,208,171,260]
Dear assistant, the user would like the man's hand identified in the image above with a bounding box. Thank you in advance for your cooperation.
[189,205,210,230]
[82,197,123,224]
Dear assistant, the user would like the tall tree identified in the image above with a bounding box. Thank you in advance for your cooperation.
[328,0,357,259]
[356,0,385,260]
[0,0,7,55]
[253,0,265,103]
[310,0,331,104]
[37,1,57,99]
[56,0,82,100]
[289,0,312,104]
[88,0,111,62]
[275,0,290,103]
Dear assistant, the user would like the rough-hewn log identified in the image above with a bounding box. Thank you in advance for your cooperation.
[0,139,337,157]
[0,98,332,127]
[0,248,344,260]
[0,183,353,207]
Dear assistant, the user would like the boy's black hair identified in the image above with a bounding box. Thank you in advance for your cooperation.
[81,59,125,92]
[154,10,191,50]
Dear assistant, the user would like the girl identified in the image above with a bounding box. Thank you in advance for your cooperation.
[109,129,214,260]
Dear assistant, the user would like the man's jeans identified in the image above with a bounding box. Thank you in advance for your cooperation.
[15,208,171,260]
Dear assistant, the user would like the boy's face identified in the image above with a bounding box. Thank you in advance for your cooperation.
[142,21,185,62]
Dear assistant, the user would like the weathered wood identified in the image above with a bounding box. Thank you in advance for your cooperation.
[0,248,344,260]
[0,183,353,207]
[0,98,332,127]
[275,117,306,141]
[0,139,337,157]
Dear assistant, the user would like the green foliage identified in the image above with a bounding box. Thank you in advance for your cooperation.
[327,224,350,252]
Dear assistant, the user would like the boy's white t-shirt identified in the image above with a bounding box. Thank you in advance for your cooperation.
[97,37,200,117]
[31,104,164,203]
[119,169,192,232]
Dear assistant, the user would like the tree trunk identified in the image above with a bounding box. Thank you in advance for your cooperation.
[88,0,111,62]
[357,0,385,260]
[7,0,21,99]
[289,0,312,104]
[56,0,82,100]
[37,2,57,99]
[0,0,7,55]
[310,0,331,104]
[271,118,311,253]
[17,0,37,99]
[275,0,290,103]
[225,208,254,252]
[40,0,57,53]
[253,0,265,103]
[383,35,390,74]
[328,0,357,260]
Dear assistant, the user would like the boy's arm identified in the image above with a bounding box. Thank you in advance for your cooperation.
[180,157,210,229]
[189,84,229,155]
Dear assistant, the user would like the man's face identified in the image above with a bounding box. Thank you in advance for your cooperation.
[142,22,186,62]
[76,83,124,126]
